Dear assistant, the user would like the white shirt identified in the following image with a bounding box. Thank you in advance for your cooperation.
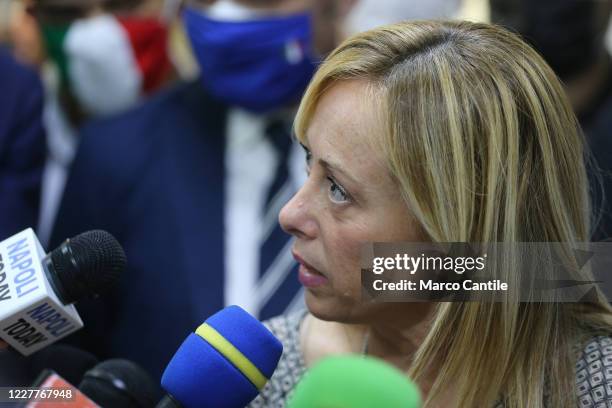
[224,108,306,317]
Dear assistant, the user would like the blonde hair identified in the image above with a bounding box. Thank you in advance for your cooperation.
[295,21,612,407]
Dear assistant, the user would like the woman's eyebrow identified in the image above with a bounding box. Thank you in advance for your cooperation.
[301,141,359,185]
[318,158,359,186]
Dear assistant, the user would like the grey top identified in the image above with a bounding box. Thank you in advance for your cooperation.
[248,309,612,407]
[249,310,308,408]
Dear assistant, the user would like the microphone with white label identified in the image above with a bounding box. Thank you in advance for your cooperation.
[0,228,125,355]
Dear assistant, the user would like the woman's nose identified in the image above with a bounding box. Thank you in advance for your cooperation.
[279,186,318,240]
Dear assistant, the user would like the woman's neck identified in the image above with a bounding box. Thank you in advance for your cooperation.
[302,303,435,370]
[301,306,454,405]
[366,318,430,366]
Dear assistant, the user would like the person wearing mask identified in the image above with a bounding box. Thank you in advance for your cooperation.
[50,0,356,378]
[29,0,174,245]
[253,20,612,407]
[491,0,612,241]
[0,47,46,241]
[31,0,172,121]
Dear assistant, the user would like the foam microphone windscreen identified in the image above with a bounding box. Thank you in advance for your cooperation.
[288,356,422,408]
[161,305,283,408]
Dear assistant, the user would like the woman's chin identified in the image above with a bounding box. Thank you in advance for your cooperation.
[304,290,364,323]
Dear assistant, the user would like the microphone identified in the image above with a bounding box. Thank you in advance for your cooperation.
[79,359,159,408]
[287,356,422,408]
[159,305,283,408]
[0,228,125,355]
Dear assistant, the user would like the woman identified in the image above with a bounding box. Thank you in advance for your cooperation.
[250,20,612,407]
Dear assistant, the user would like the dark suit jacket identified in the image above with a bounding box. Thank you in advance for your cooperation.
[0,48,46,241]
[50,82,301,379]
[581,71,612,242]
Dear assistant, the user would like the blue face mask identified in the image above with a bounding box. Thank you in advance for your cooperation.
[183,6,318,113]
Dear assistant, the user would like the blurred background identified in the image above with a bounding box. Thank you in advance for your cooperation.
[1,0,611,381]
[1,0,609,241]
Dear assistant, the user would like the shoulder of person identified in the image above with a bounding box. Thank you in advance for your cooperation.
[575,335,612,406]
[77,80,227,163]
[79,81,191,141]
[0,48,42,92]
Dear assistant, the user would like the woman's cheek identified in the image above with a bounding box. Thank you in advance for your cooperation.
[328,238,363,295]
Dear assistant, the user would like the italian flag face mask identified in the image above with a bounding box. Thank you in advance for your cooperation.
[41,12,171,117]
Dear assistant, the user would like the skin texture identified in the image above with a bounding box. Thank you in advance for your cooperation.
[280,79,424,323]
[279,78,450,404]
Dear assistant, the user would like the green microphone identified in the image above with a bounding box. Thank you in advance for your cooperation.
[287,356,422,408]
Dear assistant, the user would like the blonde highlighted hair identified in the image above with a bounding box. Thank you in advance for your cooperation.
[295,21,612,407]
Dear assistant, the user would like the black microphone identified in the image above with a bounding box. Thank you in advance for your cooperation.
[79,359,159,408]
[43,230,126,305]
[0,229,125,355]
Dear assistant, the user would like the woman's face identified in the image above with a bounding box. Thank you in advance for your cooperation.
[280,80,423,322]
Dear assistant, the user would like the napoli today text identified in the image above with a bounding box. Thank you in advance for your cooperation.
[373,279,509,291]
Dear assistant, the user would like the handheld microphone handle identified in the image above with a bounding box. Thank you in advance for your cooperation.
[157,394,182,408]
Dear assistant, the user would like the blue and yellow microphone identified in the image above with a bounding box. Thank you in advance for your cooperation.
[159,306,283,408]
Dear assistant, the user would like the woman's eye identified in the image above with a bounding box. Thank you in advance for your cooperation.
[303,149,312,175]
[327,177,350,203]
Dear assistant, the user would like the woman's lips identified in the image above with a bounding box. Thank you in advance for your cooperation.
[293,252,329,288]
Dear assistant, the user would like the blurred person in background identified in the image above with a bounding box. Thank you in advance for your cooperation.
[0,0,45,65]
[0,47,46,241]
[29,0,175,245]
[0,0,17,44]
[32,0,173,122]
[491,0,612,241]
[342,0,461,37]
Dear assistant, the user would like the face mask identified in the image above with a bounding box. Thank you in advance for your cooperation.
[42,13,171,117]
[40,23,72,91]
[64,14,142,116]
[183,3,317,113]
[115,16,172,93]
